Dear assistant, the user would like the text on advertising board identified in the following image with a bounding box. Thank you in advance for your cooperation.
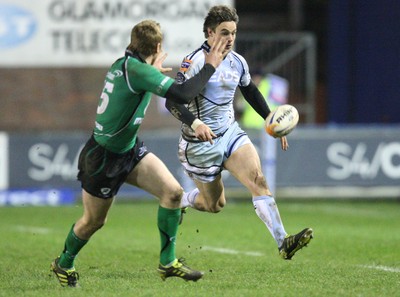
[327,142,400,180]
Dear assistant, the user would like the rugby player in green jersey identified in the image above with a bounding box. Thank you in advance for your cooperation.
[50,19,227,287]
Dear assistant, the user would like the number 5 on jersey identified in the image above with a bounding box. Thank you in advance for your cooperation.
[97,81,114,114]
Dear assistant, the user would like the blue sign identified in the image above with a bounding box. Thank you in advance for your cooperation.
[0,4,37,48]
[0,189,75,206]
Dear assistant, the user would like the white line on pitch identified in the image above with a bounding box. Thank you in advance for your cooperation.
[361,265,400,273]
[14,225,52,234]
[201,246,264,257]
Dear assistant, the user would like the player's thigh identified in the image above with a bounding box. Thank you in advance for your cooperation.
[81,189,114,222]
[126,152,182,200]
[194,175,225,203]
[224,143,266,190]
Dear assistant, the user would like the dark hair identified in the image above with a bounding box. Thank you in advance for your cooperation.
[128,20,162,58]
[203,5,239,38]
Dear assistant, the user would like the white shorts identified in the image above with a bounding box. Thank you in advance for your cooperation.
[178,121,251,183]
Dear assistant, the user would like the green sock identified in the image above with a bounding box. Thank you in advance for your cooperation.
[158,206,180,266]
[58,224,88,269]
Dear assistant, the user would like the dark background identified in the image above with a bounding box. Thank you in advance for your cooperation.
[1,0,399,132]
[236,0,400,124]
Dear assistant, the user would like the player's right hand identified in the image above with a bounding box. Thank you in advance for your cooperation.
[204,36,228,69]
[152,52,172,73]
[280,136,289,151]
[195,123,216,144]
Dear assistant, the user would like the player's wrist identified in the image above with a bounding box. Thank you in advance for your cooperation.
[204,63,216,71]
[191,119,204,131]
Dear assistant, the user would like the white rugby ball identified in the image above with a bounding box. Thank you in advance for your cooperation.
[265,104,299,138]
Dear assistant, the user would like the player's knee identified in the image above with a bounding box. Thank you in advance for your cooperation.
[254,172,268,189]
[208,198,225,213]
[93,222,105,232]
[94,217,108,230]
[208,205,222,213]
[167,186,184,204]
[82,217,107,235]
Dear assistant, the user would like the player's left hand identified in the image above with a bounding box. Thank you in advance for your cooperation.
[152,52,172,73]
[280,136,289,151]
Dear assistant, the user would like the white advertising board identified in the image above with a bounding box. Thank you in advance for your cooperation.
[0,132,8,190]
[0,0,232,67]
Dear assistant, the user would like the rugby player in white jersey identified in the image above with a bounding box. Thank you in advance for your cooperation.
[166,5,313,260]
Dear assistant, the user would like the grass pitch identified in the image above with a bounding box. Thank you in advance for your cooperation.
[0,199,399,297]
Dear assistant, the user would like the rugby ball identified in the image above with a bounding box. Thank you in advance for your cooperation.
[265,104,299,138]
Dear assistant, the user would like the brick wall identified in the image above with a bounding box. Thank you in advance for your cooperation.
[0,68,181,132]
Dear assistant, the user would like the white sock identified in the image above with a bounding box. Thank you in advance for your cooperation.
[252,195,287,247]
[181,188,200,208]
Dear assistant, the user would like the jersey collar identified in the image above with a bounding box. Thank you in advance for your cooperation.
[125,49,146,63]
[201,41,210,53]
[201,41,229,61]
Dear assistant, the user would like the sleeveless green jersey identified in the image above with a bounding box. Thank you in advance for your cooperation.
[93,54,174,153]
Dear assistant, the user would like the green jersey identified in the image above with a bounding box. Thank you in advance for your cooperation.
[93,52,174,153]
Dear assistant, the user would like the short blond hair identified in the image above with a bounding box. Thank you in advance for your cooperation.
[128,20,162,58]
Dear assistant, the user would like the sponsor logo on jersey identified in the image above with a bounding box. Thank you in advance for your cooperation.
[209,70,240,82]
[0,4,37,48]
[134,118,143,125]
[179,58,192,72]
[106,70,123,81]
[113,70,123,77]
[106,72,114,80]
[156,77,170,94]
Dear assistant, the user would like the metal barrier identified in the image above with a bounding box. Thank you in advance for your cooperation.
[236,32,317,123]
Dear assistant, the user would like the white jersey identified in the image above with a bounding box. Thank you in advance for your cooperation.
[177,41,251,139]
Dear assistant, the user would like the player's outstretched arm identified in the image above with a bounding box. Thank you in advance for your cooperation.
[164,37,228,104]
[239,81,271,120]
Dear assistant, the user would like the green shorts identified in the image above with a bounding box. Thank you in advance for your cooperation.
[77,135,149,198]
